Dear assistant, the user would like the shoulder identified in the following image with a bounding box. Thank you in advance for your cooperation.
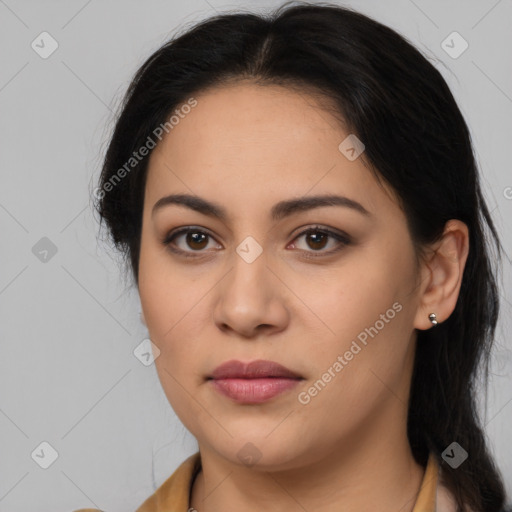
[70,453,201,512]
[136,452,202,512]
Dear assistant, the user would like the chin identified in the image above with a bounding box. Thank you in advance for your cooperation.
[210,436,307,471]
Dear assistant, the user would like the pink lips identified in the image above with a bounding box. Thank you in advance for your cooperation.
[208,359,303,404]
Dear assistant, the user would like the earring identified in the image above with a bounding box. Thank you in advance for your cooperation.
[428,313,438,326]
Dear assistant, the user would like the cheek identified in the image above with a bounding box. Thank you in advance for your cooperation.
[307,259,401,348]
[295,305,413,444]
[299,247,416,400]
[138,240,196,340]
[153,356,207,437]
[138,253,211,382]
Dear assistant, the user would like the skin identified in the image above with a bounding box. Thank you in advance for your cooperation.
[138,81,469,512]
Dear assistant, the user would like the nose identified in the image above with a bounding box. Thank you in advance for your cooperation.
[212,251,290,339]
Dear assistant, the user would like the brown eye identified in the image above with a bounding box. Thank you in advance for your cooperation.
[290,226,351,257]
[162,227,221,257]
[304,230,329,250]
[185,231,209,250]
[162,225,351,260]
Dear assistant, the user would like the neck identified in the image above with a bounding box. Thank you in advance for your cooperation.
[190,400,426,512]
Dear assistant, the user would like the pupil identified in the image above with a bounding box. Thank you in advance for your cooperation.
[308,232,327,250]
[187,232,207,250]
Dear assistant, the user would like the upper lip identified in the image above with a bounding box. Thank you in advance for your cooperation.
[209,359,303,380]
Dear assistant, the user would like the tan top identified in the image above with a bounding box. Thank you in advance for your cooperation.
[74,451,458,512]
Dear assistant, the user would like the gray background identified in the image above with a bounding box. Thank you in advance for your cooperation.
[0,0,511,510]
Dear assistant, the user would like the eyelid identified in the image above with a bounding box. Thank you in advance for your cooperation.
[289,224,351,243]
[162,226,220,259]
[288,225,351,259]
[163,226,217,244]
[162,224,351,258]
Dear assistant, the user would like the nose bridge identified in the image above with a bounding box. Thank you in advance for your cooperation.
[227,236,271,305]
[235,233,266,266]
[213,234,289,336]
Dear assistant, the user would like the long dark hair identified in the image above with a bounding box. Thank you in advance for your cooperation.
[93,2,510,510]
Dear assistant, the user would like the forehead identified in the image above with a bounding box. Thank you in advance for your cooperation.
[170,81,343,148]
[144,82,395,216]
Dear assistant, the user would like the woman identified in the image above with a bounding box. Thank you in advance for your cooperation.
[79,2,510,511]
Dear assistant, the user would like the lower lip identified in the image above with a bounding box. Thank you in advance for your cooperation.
[210,378,301,404]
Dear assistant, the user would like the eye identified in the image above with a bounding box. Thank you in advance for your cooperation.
[288,225,351,258]
[161,225,351,259]
[162,227,221,258]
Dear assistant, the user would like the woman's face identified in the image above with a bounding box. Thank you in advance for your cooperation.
[138,82,426,470]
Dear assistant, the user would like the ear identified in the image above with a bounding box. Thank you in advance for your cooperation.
[413,219,469,330]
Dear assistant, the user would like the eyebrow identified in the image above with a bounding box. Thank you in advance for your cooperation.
[151,193,372,221]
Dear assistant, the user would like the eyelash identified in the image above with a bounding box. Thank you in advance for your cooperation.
[161,225,351,260]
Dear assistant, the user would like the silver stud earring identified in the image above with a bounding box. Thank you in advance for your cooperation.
[429,313,438,326]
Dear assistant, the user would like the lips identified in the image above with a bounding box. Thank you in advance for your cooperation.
[208,359,303,404]
[208,359,302,380]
